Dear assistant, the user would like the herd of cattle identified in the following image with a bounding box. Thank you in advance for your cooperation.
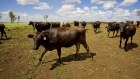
[0,20,140,63]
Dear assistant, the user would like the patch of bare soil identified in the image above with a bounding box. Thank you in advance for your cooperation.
[0,23,140,79]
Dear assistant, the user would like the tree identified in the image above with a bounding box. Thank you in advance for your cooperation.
[9,11,16,23]
[44,14,48,22]
[17,16,20,23]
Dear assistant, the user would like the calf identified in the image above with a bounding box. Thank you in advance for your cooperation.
[119,22,136,50]
[91,21,101,33]
[33,27,91,63]
[106,22,120,37]
[0,24,7,39]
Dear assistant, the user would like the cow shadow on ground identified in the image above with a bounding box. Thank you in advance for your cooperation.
[124,43,138,52]
[0,37,12,40]
[109,35,120,38]
[48,52,96,70]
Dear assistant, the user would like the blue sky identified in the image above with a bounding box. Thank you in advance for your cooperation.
[0,0,140,22]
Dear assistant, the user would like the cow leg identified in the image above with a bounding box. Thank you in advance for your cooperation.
[131,36,133,45]
[124,37,129,50]
[81,40,90,56]
[57,48,62,63]
[137,23,139,27]
[108,31,110,37]
[94,28,96,33]
[113,31,115,37]
[75,43,80,57]
[3,31,7,38]
[119,36,122,48]
[1,31,3,39]
[39,49,47,64]
[116,30,118,36]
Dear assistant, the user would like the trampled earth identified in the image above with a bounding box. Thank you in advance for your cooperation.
[0,23,140,79]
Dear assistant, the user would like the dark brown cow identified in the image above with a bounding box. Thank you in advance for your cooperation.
[119,22,136,50]
[80,21,87,28]
[106,22,120,37]
[91,21,101,33]
[34,22,60,32]
[60,22,71,27]
[137,21,140,27]
[0,24,7,39]
[28,21,42,32]
[74,21,79,26]
[65,23,71,27]
[126,21,133,24]
[33,27,91,63]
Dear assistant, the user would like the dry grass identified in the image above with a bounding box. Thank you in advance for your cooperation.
[0,22,140,79]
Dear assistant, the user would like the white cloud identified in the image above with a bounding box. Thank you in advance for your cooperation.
[17,0,39,5]
[62,0,81,4]
[91,6,98,10]
[103,1,117,9]
[57,4,75,16]
[120,0,138,6]
[33,2,51,10]
[133,9,140,15]
[114,8,131,17]
[91,0,117,9]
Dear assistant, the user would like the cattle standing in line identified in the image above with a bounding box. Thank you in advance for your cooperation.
[106,22,120,37]
[60,21,71,27]
[33,22,60,32]
[80,21,87,28]
[33,27,91,63]
[126,20,140,27]
[119,22,136,50]
[0,24,8,39]
[74,21,79,27]
[91,21,101,33]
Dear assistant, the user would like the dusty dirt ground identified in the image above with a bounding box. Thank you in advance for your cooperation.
[0,23,140,79]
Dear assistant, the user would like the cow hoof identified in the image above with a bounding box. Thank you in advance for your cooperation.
[119,46,121,48]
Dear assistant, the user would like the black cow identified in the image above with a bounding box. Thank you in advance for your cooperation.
[0,24,8,39]
[60,22,71,27]
[126,21,133,24]
[28,21,42,32]
[74,21,79,26]
[80,21,87,28]
[137,21,140,27]
[34,22,60,32]
[119,22,136,50]
[33,27,91,63]
[106,22,120,37]
[91,21,101,33]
